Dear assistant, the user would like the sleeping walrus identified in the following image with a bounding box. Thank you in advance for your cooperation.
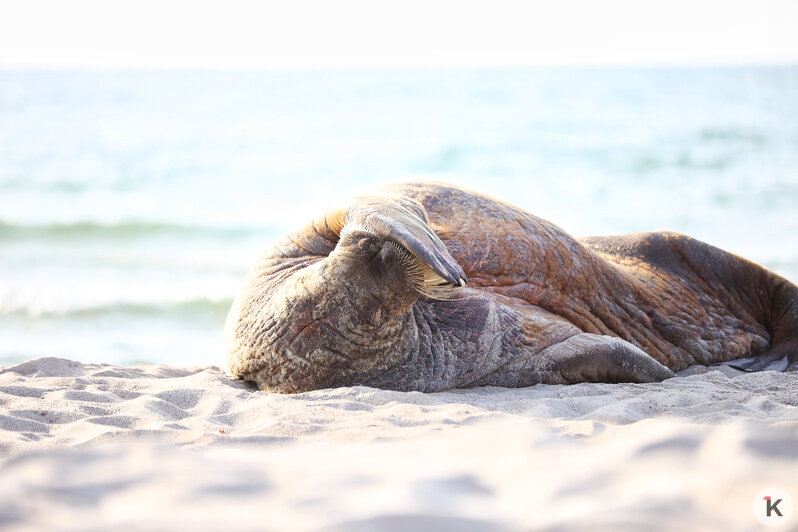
[224,181,798,393]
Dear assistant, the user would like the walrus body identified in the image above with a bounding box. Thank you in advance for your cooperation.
[224,182,798,393]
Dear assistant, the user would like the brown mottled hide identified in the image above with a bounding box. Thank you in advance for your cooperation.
[224,182,798,392]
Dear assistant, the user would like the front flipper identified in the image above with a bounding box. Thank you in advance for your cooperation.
[534,333,676,384]
[337,196,467,298]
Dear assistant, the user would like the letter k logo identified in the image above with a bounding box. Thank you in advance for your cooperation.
[764,496,783,518]
[754,487,792,526]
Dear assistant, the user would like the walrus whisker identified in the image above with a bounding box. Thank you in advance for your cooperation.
[388,241,462,301]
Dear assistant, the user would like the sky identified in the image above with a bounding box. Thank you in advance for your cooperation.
[0,0,797,69]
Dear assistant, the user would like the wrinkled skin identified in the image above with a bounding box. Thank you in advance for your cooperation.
[224,181,798,393]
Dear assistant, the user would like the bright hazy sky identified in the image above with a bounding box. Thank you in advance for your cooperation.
[1,0,797,69]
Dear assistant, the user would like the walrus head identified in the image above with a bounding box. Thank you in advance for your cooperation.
[224,196,467,392]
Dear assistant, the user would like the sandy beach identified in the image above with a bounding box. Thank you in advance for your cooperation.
[0,357,795,531]
[2,2,797,528]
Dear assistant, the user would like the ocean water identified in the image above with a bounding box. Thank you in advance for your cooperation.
[1,67,797,367]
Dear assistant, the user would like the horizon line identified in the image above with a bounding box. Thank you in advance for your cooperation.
[2,60,797,72]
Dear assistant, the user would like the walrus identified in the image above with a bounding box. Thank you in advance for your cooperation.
[223,181,798,393]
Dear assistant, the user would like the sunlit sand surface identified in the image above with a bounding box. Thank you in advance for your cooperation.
[1,358,796,531]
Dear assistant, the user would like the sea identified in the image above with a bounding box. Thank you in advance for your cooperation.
[1,66,797,367]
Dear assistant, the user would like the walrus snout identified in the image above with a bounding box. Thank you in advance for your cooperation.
[335,215,466,301]
[343,198,468,290]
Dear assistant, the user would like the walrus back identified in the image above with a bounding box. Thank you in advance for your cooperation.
[582,231,798,371]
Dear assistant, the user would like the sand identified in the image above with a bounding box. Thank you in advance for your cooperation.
[0,357,797,531]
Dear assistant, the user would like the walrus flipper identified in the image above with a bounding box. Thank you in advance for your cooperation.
[727,279,798,372]
[722,343,798,372]
[722,354,789,372]
[344,197,467,293]
[534,334,676,384]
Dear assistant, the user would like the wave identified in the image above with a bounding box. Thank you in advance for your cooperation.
[0,220,264,240]
[0,297,234,320]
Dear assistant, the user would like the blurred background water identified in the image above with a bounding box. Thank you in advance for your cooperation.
[1,66,797,366]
